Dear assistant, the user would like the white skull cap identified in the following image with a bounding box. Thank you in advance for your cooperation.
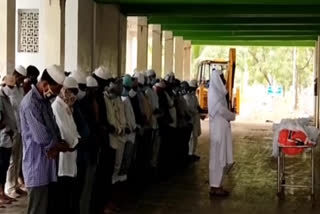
[70,70,87,84]
[46,64,65,85]
[93,66,112,80]
[86,76,98,87]
[189,79,198,88]
[15,65,27,77]
[146,69,156,77]
[63,76,78,89]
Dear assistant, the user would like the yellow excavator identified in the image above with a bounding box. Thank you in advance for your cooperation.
[196,48,240,114]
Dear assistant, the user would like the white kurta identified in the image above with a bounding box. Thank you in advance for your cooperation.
[208,71,235,188]
[52,96,80,178]
[184,92,201,155]
[122,96,136,144]
[104,92,127,184]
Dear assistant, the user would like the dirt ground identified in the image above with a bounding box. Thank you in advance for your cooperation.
[3,121,320,214]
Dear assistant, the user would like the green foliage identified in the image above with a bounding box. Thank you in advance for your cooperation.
[192,45,315,92]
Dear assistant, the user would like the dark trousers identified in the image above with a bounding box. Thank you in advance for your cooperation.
[27,185,49,214]
[0,147,12,186]
[91,145,116,213]
[57,176,77,214]
[27,183,58,214]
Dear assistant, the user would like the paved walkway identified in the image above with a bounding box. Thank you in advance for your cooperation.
[3,121,320,214]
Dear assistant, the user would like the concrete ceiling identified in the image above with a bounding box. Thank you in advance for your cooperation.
[95,0,320,46]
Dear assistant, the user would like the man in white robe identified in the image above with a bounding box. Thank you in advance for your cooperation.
[208,69,235,197]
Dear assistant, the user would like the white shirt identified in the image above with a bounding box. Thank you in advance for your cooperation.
[8,87,24,133]
[52,96,80,177]
[104,92,127,149]
[122,96,136,143]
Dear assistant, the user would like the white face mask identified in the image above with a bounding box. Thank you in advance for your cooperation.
[3,86,15,97]
[77,89,86,100]
[128,89,137,98]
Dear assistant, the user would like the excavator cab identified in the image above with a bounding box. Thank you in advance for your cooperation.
[196,48,240,114]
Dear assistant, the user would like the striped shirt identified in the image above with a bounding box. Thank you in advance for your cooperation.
[20,85,60,188]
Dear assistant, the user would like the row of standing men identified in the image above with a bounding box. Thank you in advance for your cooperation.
[0,64,203,214]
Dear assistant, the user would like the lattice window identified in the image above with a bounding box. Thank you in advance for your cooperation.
[18,9,39,53]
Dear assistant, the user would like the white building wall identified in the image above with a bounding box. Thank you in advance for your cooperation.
[15,0,44,71]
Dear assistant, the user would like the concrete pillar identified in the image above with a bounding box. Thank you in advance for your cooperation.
[314,41,318,127]
[42,0,64,67]
[65,0,93,73]
[0,0,15,76]
[151,24,162,77]
[174,37,184,80]
[183,40,192,81]
[93,4,127,77]
[60,0,66,69]
[137,17,148,71]
[163,31,173,75]
[316,38,320,128]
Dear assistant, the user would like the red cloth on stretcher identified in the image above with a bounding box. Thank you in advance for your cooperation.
[278,129,311,155]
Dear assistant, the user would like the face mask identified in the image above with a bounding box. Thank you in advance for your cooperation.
[77,89,86,100]
[128,89,137,98]
[60,88,77,107]
[43,86,55,100]
[3,86,14,97]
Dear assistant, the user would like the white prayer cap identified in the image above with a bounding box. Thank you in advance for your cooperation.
[46,64,65,85]
[15,65,27,76]
[134,72,145,85]
[93,66,112,80]
[70,70,87,84]
[164,71,175,82]
[189,80,198,88]
[86,76,98,88]
[63,76,78,89]
[146,69,156,77]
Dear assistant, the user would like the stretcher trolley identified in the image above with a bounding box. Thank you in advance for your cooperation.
[277,144,316,198]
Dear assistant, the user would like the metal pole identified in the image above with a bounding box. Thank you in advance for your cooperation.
[312,147,315,195]
[277,147,281,194]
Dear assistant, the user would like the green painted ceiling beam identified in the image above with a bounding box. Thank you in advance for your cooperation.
[120,5,320,17]
[149,17,320,25]
[181,35,317,41]
[95,0,320,5]
[191,40,316,46]
[173,31,320,37]
[161,25,320,31]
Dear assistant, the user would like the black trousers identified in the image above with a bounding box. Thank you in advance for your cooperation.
[57,176,77,214]
[27,183,58,214]
[91,145,116,213]
[0,147,11,185]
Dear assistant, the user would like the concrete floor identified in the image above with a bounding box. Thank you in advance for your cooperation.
[2,121,320,214]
